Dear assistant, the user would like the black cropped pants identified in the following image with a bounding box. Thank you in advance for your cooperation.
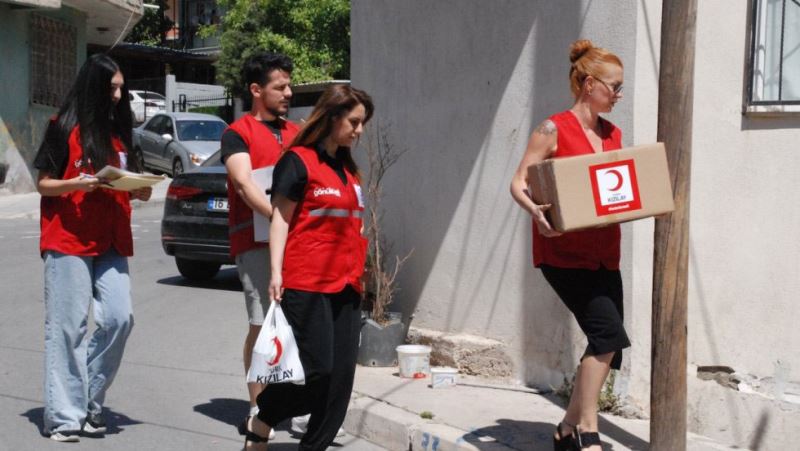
[256,285,361,451]
[540,265,631,370]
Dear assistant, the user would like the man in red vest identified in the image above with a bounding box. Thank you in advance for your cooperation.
[221,53,299,437]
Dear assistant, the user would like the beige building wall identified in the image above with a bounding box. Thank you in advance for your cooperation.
[351,0,639,387]
[690,0,800,381]
[353,0,800,447]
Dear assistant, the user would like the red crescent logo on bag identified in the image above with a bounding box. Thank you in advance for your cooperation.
[267,337,283,366]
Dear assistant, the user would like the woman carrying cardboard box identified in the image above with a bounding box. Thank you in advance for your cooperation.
[509,39,630,451]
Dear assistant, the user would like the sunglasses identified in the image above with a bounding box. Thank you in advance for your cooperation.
[594,77,623,95]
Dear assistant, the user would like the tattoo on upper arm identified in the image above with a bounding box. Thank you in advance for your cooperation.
[534,119,557,136]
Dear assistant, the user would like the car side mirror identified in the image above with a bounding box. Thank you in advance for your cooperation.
[161,133,173,141]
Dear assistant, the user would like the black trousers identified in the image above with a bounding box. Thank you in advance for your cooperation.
[540,265,631,370]
[256,285,361,451]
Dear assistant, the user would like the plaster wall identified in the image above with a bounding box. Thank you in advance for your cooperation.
[0,5,86,192]
[351,0,639,389]
[628,0,800,393]
[689,0,800,385]
[683,1,800,447]
[352,0,800,447]
[622,0,661,413]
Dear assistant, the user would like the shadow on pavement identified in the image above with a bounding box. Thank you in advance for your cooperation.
[193,397,248,428]
[21,407,143,437]
[157,267,242,292]
[462,419,553,450]
[464,416,649,450]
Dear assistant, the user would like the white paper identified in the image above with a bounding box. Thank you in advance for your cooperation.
[252,166,274,242]
[93,166,165,191]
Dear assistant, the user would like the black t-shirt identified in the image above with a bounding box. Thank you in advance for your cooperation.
[219,119,283,164]
[272,145,348,202]
[33,120,68,178]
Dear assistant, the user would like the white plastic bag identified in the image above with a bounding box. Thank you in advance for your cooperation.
[246,301,305,385]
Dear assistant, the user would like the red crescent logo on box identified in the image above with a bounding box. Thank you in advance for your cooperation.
[589,159,642,216]
[606,169,624,191]
[267,337,283,366]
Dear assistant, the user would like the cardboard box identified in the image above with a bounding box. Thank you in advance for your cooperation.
[528,142,675,232]
[252,166,274,242]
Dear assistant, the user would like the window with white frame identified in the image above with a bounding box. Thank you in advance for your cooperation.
[748,0,800,111]
[30,14,77,108]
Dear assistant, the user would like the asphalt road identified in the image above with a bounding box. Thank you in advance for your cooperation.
[0,202,386,450]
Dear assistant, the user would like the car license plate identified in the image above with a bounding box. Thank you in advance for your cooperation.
[207,197,229,212]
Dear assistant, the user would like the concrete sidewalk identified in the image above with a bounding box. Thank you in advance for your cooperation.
[346,366,739,451]
[0,176,170,219]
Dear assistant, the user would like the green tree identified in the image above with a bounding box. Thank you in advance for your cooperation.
[211,0,350,98]
[126,1,173,46]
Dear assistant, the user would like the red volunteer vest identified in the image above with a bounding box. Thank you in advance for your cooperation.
[40,126,133,257]
[281,146,367,294]
[227,115,299,257]
[532,110,622,270]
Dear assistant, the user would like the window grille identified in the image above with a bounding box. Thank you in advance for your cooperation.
[30,14,77,107]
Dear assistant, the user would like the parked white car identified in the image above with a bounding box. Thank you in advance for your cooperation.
[132,112,227,176]
[130,90,166,123]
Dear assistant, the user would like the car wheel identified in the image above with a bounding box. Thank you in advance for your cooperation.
[172,159,184,177]
[175,257,221,280]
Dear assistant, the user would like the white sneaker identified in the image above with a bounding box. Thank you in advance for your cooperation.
[82,412,107,435]
[290,414,309,434]
[50,431,80,442]
[268,428,276,440]
[291,415,345,437]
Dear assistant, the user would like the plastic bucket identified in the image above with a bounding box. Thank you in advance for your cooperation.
[396,345,431,378]
[430,366,458,388]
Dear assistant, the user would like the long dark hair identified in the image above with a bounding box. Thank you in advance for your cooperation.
[290,84,374,180]
[52,54,139,172]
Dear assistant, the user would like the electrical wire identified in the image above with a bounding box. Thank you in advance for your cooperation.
[108,5,139,51]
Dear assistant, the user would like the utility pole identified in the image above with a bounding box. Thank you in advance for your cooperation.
[651,0,697,449]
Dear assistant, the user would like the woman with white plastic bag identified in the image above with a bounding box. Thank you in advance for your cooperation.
[243,84,372,451]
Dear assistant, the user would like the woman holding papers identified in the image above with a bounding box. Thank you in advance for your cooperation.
[242,84,373,451]
[32,54,150,442]
[510,40,629,451]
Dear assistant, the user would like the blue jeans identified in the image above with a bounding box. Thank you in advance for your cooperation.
[43,249,134,433]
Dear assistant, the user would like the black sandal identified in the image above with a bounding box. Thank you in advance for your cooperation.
[237,416,250,436]
[573,425,601,449]
[243,417,270,450]
[553,422,575,451]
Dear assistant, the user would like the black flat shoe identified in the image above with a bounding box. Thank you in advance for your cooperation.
[553,422,574,451]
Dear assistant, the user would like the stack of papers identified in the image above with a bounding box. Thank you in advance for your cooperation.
[93,166,166,191]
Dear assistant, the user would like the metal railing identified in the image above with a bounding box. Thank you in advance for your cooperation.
[173,94,234,123]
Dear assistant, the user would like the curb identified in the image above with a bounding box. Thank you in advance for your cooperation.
[344,394,516,451]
